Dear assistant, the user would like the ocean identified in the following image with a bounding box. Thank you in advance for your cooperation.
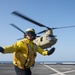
[0,61,75,65]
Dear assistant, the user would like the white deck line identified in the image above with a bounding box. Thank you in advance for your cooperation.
[44,65,65,75]
[62,69,75,74]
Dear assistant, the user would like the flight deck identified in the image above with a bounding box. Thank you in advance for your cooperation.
[0,63,75,75]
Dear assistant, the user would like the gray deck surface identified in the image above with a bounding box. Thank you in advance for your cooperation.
[0,64,75,75]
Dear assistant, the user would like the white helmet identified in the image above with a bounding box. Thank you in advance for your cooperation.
[25,28,35,33]
[25,28,36,40]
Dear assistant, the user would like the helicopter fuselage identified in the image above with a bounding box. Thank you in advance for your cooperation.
[33,30,57,49]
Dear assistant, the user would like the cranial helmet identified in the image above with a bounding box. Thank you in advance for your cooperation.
[25,28,36,40]
[25,28,35,32]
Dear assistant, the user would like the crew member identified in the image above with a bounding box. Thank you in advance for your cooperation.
[0,28,55,75]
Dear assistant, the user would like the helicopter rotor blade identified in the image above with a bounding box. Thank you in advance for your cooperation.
[11,11,75,34]
[52,25,75,30]
[37,29,47,34]
[17,38,24,40]
[11,11,51,29]
[37,25,75,34]
[10,24,25,34]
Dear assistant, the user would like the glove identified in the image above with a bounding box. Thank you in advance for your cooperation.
[47,47,55,55]
[0,46,4,53]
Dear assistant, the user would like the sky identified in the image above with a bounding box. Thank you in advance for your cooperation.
[0,0,75,61]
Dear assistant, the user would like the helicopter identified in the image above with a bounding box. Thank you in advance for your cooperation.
[10,11,75,49]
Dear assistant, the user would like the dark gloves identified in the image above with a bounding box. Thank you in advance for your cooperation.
[0,46,4,53]
[47,47,55,55]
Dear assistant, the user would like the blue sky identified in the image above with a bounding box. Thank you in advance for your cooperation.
[0,0,75,61]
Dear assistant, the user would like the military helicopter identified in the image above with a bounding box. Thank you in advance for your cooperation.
[10,11,75,49]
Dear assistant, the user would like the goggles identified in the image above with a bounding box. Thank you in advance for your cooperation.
[25,31,36,36]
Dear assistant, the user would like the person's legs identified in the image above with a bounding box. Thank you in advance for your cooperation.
[25,67,32,75]
[14,65,31,75]
[14,65,26,75]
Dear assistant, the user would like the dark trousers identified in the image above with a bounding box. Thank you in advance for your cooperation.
[14,65,32,75]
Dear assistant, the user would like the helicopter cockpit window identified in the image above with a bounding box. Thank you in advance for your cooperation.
[49,35,54,37]
[46,34,54,40]
[40,37,43,42]
[46,35,51,40]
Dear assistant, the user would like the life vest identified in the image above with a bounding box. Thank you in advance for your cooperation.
[22,39,37,68]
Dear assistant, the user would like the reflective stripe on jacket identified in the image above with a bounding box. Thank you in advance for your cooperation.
[3,38,48,69]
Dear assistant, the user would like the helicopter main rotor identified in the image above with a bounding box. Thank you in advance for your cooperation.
[12,11,51,29]
[10,24,25,34]
[11,11,75,34]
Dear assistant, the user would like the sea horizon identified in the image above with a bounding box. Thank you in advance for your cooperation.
[0,61,75,65]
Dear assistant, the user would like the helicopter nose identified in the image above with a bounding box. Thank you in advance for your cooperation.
[51,37,57,45]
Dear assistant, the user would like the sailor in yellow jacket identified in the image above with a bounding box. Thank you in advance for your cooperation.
[0,28,55,75]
